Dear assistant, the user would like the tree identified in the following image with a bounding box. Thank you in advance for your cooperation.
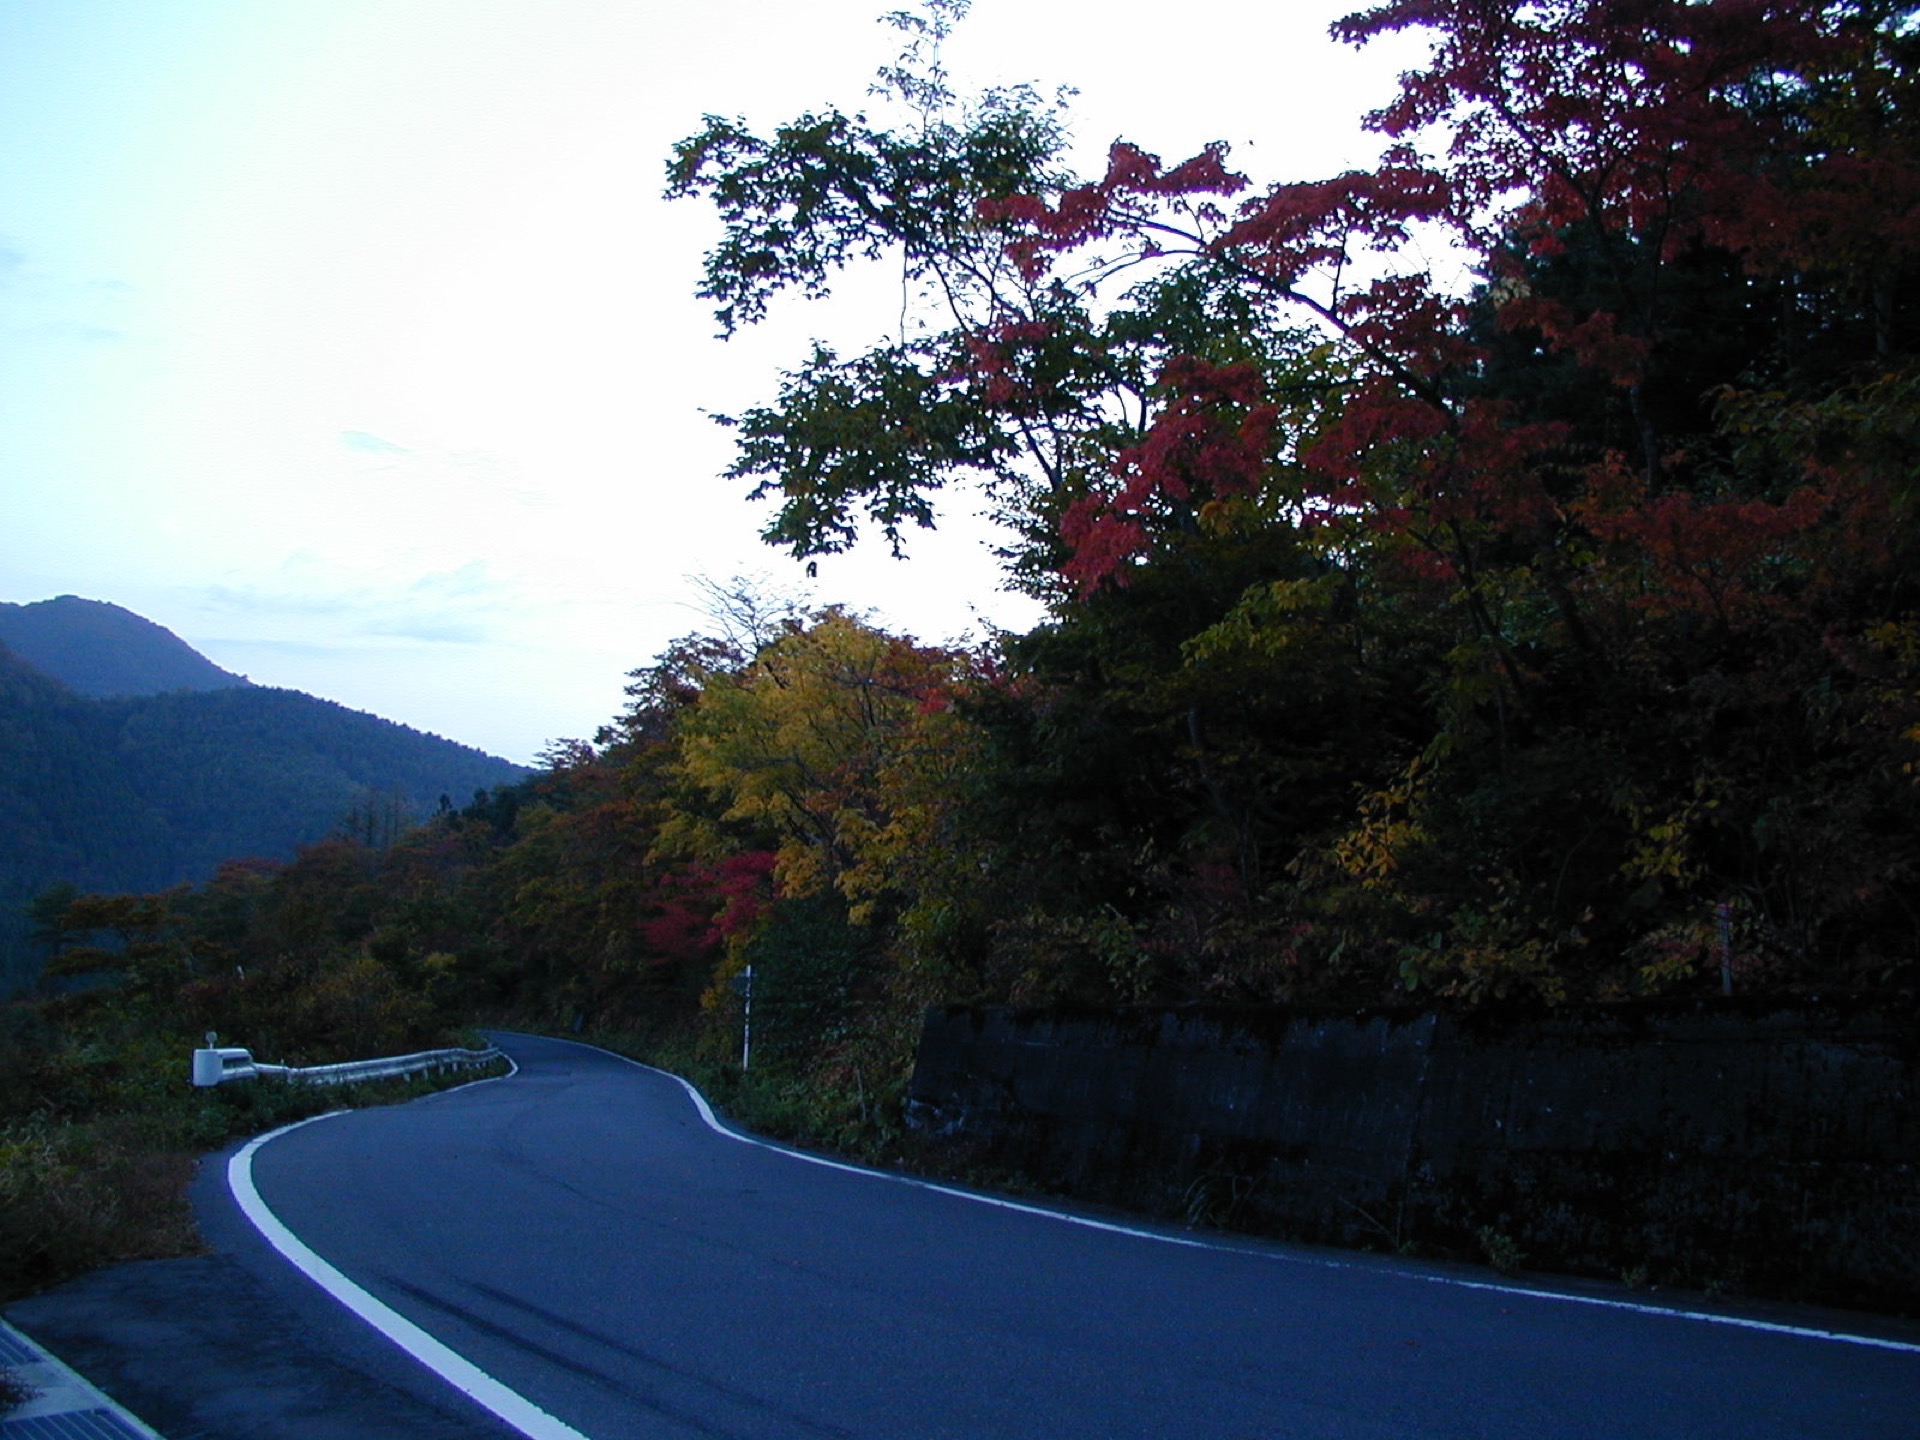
[671,609,964,903]
[674,0,1920,1003]
[668,1,1342,602]
[25,883,79,965]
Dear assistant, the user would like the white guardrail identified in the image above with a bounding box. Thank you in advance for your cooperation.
[190,1039,503,1088]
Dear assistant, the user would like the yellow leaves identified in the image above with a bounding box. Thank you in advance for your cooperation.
[1332,756,1430,889]
[1865,618,1920,671]
[1629,820,1692,881]
[698,953,749,1018]
[1844,618,1920,782]
[1618,774,1726,886]
[669,609,973,915]
[774,844,831,902]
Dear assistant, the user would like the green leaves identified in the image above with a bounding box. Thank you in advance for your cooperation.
[666,91,1067,336]
[667,108,897,335]
[720,342,1005,557]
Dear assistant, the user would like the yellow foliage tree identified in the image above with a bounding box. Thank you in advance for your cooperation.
[672,609,968,916]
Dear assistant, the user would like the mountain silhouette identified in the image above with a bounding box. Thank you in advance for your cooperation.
[0,600,529,989]
[0,596,251,698]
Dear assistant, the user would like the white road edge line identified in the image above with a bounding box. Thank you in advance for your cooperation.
[533,1033,1920,1360]
[228,1057,596,1440]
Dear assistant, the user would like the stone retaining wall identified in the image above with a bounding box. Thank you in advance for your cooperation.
[905,1001,1919,1309]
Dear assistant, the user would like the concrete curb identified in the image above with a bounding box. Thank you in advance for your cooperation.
[0,1317,163,1439]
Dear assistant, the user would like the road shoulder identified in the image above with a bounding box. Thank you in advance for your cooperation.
[3,1150,522,1440]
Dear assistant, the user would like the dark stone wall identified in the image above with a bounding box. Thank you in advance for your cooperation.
[905,1002,1920,1310]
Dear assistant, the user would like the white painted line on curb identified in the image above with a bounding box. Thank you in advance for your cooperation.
[532,1033,1920,1361]
[228,1058,595,1440]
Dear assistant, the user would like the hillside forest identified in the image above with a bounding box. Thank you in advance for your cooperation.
[9,0,1920,1189]
[0,621,528,995]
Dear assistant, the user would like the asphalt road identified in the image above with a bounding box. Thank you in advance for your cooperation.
[13,1031,1920,1438]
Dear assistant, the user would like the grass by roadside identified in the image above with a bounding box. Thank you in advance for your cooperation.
[0,1005,507,1306]
[554,1018,1045,1204]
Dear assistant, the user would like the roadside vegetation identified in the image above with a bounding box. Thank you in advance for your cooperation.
[5,0,1918,1307]
[0,965,501,1303]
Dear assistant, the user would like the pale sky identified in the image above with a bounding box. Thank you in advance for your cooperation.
[0,0,1423,763]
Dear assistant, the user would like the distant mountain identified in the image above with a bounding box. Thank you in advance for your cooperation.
[0,605,530,990]
[0,596,251,698]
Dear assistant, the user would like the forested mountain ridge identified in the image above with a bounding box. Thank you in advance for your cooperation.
[0,596,251,698]
[0,617,526,990]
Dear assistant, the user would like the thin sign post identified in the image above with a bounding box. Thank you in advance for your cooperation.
[1717,902,1734,996]
[729,965,755,1071]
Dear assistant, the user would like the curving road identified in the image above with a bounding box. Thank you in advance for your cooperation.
[177,1030,1918,1439]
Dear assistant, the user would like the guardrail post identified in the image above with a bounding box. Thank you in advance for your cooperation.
[192,1031,221,1088]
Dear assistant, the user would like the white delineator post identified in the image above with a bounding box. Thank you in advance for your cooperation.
[730,965,755,1071]
[192,1031,260,1087]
